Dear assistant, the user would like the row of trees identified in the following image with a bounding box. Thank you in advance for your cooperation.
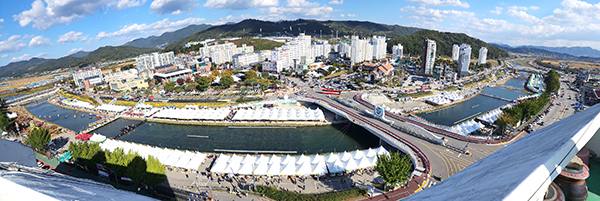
[495,93,551,130]
[545,70,561,93]
[26,128,52,150]
[68,142,166,187]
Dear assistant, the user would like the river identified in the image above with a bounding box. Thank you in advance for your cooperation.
[26,101,380,154]
[417,77,528,126]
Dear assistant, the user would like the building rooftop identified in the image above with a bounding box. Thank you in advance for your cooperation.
[154,69,192,78]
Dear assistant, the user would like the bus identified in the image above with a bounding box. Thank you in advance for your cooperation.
[321,91,341,95]
[322,88,341,93]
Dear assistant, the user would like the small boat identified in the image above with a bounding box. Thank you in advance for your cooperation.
[57,114,60,117]
[49,116,52,118]
[89,117,93,119]
[81,114,84,117]
[54,109,57,112]
[43,116,46,118]
[76,111,79,114]
[74,115,76,118]
[41,107,44,109]
[65,116,68,118]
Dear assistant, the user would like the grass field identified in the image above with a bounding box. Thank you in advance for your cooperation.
[541,59,600,70]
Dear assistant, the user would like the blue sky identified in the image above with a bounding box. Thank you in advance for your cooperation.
[0,0,599,66]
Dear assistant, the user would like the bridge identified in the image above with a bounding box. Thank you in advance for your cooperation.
[479,92,514,102]
[5,88,59,106]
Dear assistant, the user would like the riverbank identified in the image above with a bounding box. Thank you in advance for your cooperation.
[120,115,332,127]
[414,74,514,115]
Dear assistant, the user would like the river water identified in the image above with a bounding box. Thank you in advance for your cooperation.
[26,101,379,154]
[417,77,528,126]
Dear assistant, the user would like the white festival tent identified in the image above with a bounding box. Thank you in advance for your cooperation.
[231,108,325,121]
[99,139,206,170]
[237,155,257,175]
[153,108,231,121]
[207,147,389,176]
[210,154,231,174]
[96,104,129,112]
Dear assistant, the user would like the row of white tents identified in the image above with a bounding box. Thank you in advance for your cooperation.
[100,139,207,170]
[425,96,452,106]
[450,119,487,136]
[478,108,503,124]
[441,92,464,101]
[231,108,326,121]
[210,147,389,176]
[152,108,231,120]
[96,104,129,113]
[61,99,95,109]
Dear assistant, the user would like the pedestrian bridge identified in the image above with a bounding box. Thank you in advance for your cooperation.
[405,103,600,201]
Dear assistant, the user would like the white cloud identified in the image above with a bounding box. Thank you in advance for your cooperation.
[13,0,144,30]
[347,14,356,17]
[543,0,600,24]
[406,7,475,22]
[328,0,343,5]
[10,54,32,62]
[1,55,8,58]
[57,31,89,44]
[29,36,52,48]
[529,6,540,11]
[340,14,345,17]
[208,14,261,25]
[407,0,469,8]
[150,0,199,15]
[490,6,503,15]
[114,0,147,10]
[204,0,279,10]
[36,52,49,57]
[67,47,89,55]
[0,18,4,23]
[96,17,206,40]
[0,35,27,53]
[259,0,334,20]
[506,6,543,24]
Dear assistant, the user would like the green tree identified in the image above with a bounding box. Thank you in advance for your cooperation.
[376,151,412,189]
[145,155,166,187]
[163,82,176,92]
[196,76,211,91]
[329,66,336,73]
[68,141,105,165]
[545,70,560,93]
[127,156,147,185]
[26,128,51,150]
[105,148,132,175]
[220,75,234,88]
[261,72,269,78]
[185,82,198,91]
[245,70,258,81]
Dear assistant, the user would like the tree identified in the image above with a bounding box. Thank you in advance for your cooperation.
[329,66,336,73]
[245,70,258,81]
[261,72,269,78]
[220,75,234,88]
[376,151,412,189]
[145,155,166,187]
[211,69,221,77]
[176,78,185,86]
[185,83,198,91]
[127,156,147,185]
[163,82,176,92]
[68,141,105,165]
[26,128,52,150]
[545,70,560,93]
[196,76,211,91]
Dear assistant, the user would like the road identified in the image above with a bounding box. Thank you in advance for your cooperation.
[288,77,504,181]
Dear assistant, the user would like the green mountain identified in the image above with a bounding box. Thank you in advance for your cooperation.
[165,19,422,51]
[387,30,509,59]
[0,46,159,78]
[124,24,212,49]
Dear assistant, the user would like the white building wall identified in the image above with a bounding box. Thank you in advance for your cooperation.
[72,68,103,86]
[393,44,403,58]
[452,44,460,61]
[458,44,472,76]
[478,47,488,65]
[422,39,437,75]
[371,35,387,60]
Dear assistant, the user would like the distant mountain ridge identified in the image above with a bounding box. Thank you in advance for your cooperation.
[490,43,600,58]
[124,24,211,49]
[165,19,423,51]
[0,46,158,78]
[68,51,90,58]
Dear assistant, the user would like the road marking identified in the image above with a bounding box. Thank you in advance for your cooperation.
[420,142,451,179]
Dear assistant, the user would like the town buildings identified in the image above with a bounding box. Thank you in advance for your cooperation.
[479,47,488,65]
[452,44,460,61]
[421,39,437,75]
[135,52,175,79]
[392,44,403,58]
[367,59,395,82]
[72,68,103,89]
[458,44,472,77]
[372,35,387,60]
[154,69,193,84]
[198,42,254,66]
[109,78,149,92]
[351,35,373,65]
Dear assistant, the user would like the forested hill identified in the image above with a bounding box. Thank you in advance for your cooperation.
[165,19,422,51]
[387,30,509,59]
[124,24,211,49]
[0,46,158,78]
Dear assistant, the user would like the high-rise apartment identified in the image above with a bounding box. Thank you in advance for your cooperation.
[421,39,436,75]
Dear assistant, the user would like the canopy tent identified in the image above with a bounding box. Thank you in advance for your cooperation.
[75,133,93,140]
[210,154,230,174]
[231,108,326,121]
[343,158,359,171]
[281,155,295,165]
[327,158,345,173]
[96,104,129,112]
[279,162,296,175]
[365,148,377,158]
[237,155,256,175]
[164,150,185,167]
[311,160,328,175]
[311,154,325,165]
[352,149,365,160]
[266,157,281,175]
[339,151,353,162]
[295,159,312,176]
[357,156,374,169]
[223,154,243,174]
[253,159,269,175]
[183,153,207,170]
[89,134,107,143]
[173,151,196,168]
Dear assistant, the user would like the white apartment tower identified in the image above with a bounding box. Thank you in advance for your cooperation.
[421,39,437,75]
[452,44,460,61]
[458,44,472,77]
[392,44,403,58]
[371,35,387,60]
[478,47,488,65]
[351,36,373,65]
[136,51,175,78]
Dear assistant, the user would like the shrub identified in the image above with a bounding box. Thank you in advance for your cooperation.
[255,185,367,201]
